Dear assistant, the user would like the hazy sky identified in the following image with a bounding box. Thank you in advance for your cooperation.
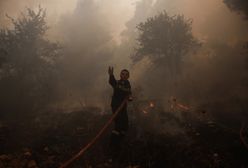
[1,0,247,43]
[0,0,138,39]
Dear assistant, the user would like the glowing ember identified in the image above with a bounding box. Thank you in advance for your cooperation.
[149,102,155,108]
[142,110,148,114]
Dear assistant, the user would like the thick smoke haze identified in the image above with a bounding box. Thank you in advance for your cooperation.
[1,0,247,42]
[0,0,138,110]
[0,0,136,40]
[224,0,248,19]
[0,0,247,122]
[0,2,247,167]
[120,0,248,126]
[0,0,76,26]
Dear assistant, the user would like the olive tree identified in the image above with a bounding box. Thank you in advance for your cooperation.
[0,7,61,117]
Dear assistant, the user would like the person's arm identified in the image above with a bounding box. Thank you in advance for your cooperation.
[108,66,116,87]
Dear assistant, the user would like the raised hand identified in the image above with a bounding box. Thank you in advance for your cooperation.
[108,66,114,75]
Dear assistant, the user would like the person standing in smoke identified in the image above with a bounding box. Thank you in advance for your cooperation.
[108,66,132,137]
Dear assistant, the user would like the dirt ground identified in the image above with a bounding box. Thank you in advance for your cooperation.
[0,103,247,168]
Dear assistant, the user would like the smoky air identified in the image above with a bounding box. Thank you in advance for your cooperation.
[0,0,247,167]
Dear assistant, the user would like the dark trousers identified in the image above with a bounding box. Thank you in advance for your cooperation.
[110,104,128,162]
[112,103,129,133]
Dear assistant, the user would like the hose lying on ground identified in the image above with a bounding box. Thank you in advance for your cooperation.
[59,98,128,168]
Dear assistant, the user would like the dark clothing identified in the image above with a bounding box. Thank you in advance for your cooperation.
[109,74,131,132]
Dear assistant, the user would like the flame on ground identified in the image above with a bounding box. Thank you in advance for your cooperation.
[149,102,155,108]
[142,110,148,114]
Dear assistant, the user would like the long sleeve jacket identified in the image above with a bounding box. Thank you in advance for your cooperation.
[109,74,131,106]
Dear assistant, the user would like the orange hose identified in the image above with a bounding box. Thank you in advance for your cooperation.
[59,98,128,168]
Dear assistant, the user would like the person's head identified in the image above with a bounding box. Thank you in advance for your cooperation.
[120,69,130,80]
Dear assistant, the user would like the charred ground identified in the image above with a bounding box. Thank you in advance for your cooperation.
[0,100,247,168]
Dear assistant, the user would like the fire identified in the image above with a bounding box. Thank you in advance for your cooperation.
[142,110,148,114]
[149,102,155,108]
[140,100,155,115]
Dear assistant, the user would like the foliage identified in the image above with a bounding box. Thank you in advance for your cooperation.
[0,7,61,117]
[133,11,199,73]
[223,0,248,19]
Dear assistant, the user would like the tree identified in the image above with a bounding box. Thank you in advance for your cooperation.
[223,0,248,19]
[223,0,248,80]
[132,11,199,97]
[0,7,61,117]
[133,11,199,74]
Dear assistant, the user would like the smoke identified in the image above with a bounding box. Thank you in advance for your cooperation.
[0,0,77,27]
[0,0,136,111]
[152,0,248,42]
[224,0,248,19]
[117,0,248,134]
[54,0,114,108]
[120,0,248,58]
[0,0,247,130]
[122,0,248,97]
